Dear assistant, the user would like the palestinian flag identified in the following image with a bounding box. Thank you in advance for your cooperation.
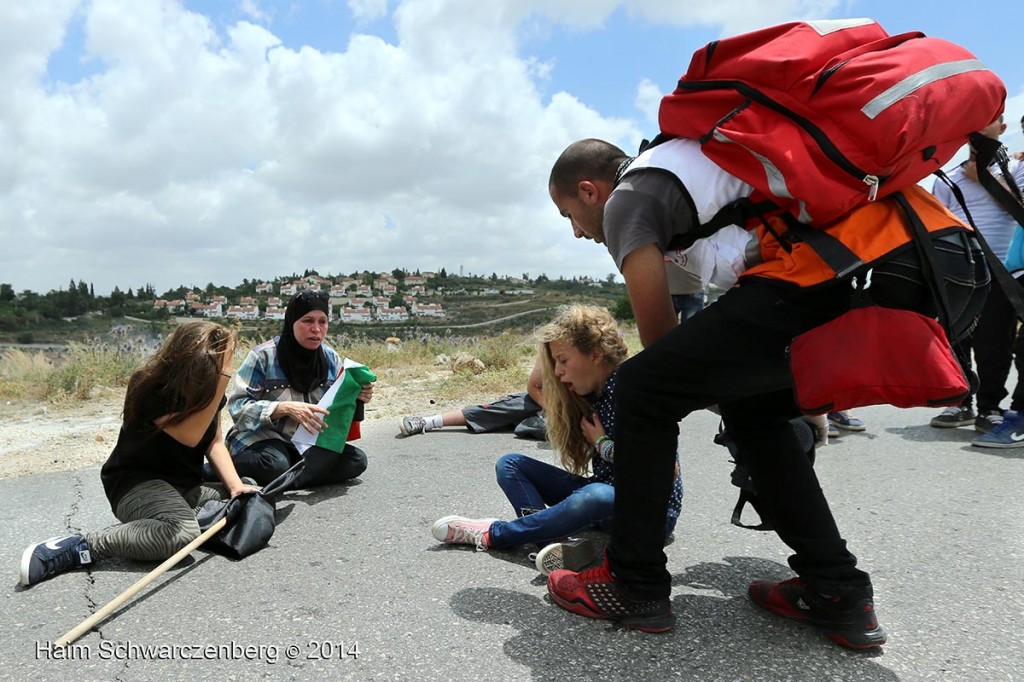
[292,359,377,454]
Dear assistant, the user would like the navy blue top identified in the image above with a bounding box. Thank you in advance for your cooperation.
[591,371,683,525]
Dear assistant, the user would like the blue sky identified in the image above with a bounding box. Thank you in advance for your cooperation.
[3,0,1023,295]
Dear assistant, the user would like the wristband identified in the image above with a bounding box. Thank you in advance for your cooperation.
[594,435,610,448]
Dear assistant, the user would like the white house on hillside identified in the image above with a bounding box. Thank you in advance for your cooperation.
[378,307,409,322]
[413,303,445,318]
[340,307,372,324]
[226,305,259,320]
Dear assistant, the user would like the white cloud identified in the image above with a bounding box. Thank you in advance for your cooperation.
[347,0,389,23]
[634,78,662,125]
[0,0,637,294]
[1001,87,1024,157]
[532,0,844,35]
[0,0,1020,297]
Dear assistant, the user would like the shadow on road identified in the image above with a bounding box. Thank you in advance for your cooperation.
[451,555,897,681]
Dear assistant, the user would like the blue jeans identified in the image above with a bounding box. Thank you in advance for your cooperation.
[489,453,611,549]
[672,291,706,322]
[489,453,674,550]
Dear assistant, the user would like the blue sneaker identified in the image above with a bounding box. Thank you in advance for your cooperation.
[19,534,93,586]
[828,411,866,432]
[971,410,1024,448]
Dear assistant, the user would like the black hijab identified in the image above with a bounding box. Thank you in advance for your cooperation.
[276,290,330,393]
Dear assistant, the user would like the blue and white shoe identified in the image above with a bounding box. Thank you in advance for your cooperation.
[828,411,866,432]
[971,410,1024,448]
[20,534,93,587]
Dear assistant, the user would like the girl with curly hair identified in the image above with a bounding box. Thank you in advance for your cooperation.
[431,304,682,574]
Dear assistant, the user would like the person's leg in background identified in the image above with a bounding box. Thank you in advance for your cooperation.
[968,282,1015,433]
[671,291,706,322]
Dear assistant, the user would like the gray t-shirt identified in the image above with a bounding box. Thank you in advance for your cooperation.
[604,169,696,272]
[664,258,703,296]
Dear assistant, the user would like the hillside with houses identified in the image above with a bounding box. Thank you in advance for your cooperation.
[154,271,535,324]
[0,270,625,342]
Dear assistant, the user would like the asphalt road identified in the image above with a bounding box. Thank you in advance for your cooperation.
[2,404,1021,681]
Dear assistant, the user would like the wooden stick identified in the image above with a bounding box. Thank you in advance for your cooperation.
[53,516,229,647]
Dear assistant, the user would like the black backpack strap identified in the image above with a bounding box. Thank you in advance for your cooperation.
[777,212,865,279]
[638,133,673,154]
[665,196,778,251]
[970,132,1024,208]
[669,195,867,279]
[731,490,774,531]
[890,191,958,341]
[934,135,1024,321]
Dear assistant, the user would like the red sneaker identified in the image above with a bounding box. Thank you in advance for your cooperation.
[748,577,887,649]
[546,558,674,633]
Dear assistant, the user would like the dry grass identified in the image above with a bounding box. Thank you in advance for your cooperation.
[0,349,54,399]
[45,343,144,401]
[1,344,141,401]
[0,325,641,408]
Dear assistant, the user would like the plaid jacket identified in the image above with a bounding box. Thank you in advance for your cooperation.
[225,338,343,454]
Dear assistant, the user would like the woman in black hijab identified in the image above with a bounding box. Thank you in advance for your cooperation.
[277,289,330,394]
[214,290,374,486]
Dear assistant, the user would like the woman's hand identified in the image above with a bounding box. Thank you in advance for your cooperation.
[358,383,374,403]
[276,401,330,433]
[228,482,262,498]
[581,412,606,446]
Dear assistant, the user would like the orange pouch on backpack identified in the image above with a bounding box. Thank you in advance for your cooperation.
[789,306,969,415]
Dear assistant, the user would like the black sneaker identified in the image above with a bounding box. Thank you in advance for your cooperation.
[975,410,1004,434]
[748,577,886,649]
[930,405,976,428]
[20,534,93,587]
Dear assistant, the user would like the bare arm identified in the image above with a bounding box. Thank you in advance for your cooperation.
[158,374,232,448]
[526,360,544,409]
[205,420,258,497]
[621,243,679,347]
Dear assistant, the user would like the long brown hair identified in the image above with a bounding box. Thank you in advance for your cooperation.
[538,305,627,476]
[122,321,235,428]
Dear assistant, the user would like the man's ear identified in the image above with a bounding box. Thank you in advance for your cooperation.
[577,180,601,205]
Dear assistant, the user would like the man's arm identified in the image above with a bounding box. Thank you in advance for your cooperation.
[621,243,678,347]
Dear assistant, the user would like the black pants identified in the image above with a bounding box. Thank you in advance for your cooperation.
[608,252,989,601]
[955,281,1024,413]
[205,439,368,487]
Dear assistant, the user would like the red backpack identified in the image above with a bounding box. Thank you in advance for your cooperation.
[657,18,1006,227]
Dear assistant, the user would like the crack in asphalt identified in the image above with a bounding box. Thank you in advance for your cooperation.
[65,471,106,643]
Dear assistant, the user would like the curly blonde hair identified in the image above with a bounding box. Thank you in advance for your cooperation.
[537,305,627,476]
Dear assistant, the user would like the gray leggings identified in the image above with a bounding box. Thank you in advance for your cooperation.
[85,479,227,561]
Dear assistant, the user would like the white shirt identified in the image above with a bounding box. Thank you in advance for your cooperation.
[931,159,1024,261]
